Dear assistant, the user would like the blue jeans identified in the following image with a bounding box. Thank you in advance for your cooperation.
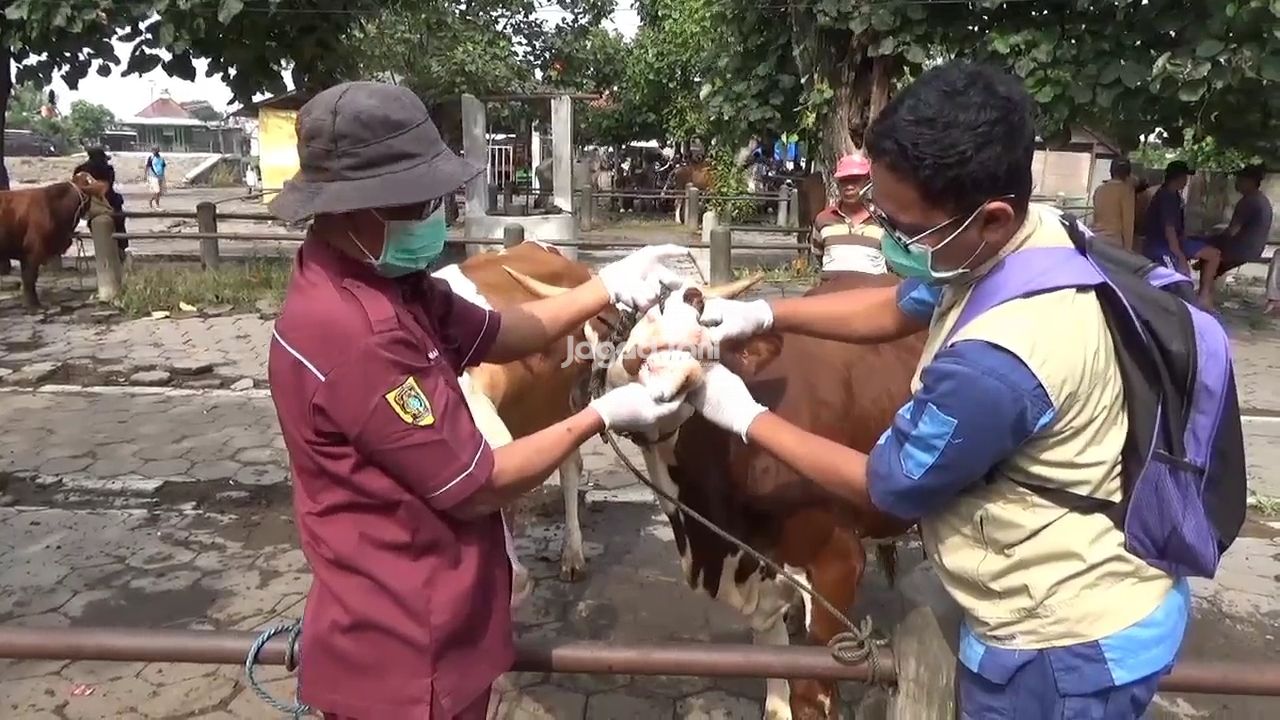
[958,654,1165,719]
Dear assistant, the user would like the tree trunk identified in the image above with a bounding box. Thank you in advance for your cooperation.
[0,47,12,191]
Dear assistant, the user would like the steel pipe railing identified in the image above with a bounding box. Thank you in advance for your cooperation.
[0,627,1277,695]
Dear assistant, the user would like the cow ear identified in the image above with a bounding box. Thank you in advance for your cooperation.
[719,332,783,379]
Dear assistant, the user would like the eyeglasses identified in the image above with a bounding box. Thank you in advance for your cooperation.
[858,183,1014,250]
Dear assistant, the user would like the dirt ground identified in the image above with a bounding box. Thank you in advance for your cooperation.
[7,152,225,190]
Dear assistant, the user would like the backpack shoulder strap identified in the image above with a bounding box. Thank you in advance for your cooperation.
[945,246,1104,345]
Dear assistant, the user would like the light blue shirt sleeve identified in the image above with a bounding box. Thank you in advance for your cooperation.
[895,278,942,325]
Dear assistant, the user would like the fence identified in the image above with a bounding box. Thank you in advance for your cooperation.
[73,203,814,302]
[73,197,1268,305]
[0,624,1276,720]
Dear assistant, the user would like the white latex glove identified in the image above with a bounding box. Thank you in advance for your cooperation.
[589,383,686,433]
[686,364,768,442]
[597,244,689,311]
[699,297,774,344]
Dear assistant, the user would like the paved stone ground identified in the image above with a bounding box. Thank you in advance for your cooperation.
[3,237,1280,717]
[0,388,1278,718]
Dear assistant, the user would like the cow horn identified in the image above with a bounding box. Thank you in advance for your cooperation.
[502,266,574,298]
[701,273,764,299]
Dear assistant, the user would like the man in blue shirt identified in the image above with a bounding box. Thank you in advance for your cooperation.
[1142,160,1222,308]
[689,62,1186,719]
[145,147,167,209]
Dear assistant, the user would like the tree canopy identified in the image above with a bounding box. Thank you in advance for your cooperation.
[7,84,118,151]
[1,0,377,187]
[694,0,1280,169]
[3,0,1276,191]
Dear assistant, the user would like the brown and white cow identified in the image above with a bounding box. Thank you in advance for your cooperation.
[0,172,107,308]
[507,269,925,720]
[440,242,765,599]
[430,241,601,597]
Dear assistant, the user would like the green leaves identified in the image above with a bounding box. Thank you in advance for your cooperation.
[1262,55,1280,81]
[217,0,245,26]
[1120,62,1148,89]
[1178,79,1209,101]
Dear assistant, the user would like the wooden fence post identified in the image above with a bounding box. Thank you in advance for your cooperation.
[195,201,221,270]
[684,183,700,230]
[886,563,962,720]
[709,226,732,284]
[503,223,525,248]
[580,184,594,231]
[776,185,791,226]
[89,214,123,302]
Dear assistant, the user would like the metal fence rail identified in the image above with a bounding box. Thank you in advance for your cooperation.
[0,626,1277,696]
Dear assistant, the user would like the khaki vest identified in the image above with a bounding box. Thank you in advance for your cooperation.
[917,204,1173,648]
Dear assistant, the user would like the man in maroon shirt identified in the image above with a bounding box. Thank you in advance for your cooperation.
[266,81,688,720]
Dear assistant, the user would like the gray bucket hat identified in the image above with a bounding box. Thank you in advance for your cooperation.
[269,81,482,223]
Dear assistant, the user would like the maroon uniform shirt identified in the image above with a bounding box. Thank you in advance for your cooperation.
[268,237,508,719]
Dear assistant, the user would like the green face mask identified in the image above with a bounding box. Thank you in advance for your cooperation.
[354,204,448,278]
[873,203,989,282]
[879,233,936,280]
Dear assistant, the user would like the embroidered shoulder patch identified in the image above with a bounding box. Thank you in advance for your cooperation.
[384,376,435,426]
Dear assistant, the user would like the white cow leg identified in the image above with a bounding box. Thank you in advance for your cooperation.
[558,449,586,582]
[503,512,534,609]
[456,372,531,606]
[754,618,794,720]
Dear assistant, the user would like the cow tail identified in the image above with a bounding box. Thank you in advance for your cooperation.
[873,542,898,589]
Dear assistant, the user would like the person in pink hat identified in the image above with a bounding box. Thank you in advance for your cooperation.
[809,151,887,278]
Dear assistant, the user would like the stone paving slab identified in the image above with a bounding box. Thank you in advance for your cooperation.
[0,273,808,401]
[7,264,1280,411]
[1,493,1277,719]
[0,385,1277,717]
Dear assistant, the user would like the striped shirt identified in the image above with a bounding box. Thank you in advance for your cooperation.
[810,205,887,275]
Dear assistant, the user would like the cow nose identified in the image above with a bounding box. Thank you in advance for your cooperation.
[682,287,705,316]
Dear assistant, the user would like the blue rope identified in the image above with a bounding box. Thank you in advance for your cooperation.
[244,621,313,718]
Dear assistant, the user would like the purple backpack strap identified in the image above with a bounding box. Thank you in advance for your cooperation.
[945,246,1106,344]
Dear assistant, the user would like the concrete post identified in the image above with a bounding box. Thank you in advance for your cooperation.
[776,185,791,226]
[886,564,963,720]
[550,95,574,216]
[89,213,123,302]
[503,224,525,248]
[580,184,594,231]
[461,94,489,257]
[709,226,732,284]
[684,184,700,230]
[687,209,718,284]
[195,201,220,270]
[530,127,543,193]
[787,186,800,228]
[502,181,515,214]
[550,94,577,261]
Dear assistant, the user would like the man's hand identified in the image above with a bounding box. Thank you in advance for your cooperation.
[699,298,774,344]
[686,364,768,441]
[589,383,686,432]
[597,244,688,311]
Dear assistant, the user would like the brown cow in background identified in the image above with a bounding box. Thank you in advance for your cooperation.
[0,172,106,309]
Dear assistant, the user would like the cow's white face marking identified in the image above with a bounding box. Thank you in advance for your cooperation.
[431,263,494,312]
[601,285,716,445]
